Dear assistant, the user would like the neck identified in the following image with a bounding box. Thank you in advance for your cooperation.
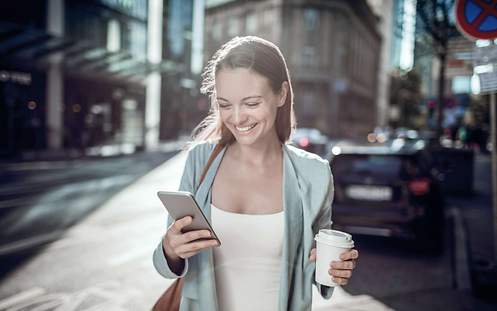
[230,133,283,167]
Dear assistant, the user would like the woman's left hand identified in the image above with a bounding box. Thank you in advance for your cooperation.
[309,248,359,286]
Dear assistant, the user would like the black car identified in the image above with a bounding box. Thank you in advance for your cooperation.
[329,140,445,251]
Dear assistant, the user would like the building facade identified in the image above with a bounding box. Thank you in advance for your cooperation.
[204,0,381,140]
[0,0,151,157]
[0,0,201,157]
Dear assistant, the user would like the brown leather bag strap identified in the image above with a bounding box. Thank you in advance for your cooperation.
[198,143,224,186]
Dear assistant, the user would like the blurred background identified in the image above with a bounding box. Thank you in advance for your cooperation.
[0,0,496,310]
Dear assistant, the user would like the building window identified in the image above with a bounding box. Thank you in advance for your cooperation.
[246,12,257,34]
[228,16,240,37]
[107,19,121,52]
[263,9,272,27]
[303,8,319,31]
[127,21,147,59]
[452,76,471,93]
[212,21,222,41]
[302,8,319,66]
[302,46,316,66]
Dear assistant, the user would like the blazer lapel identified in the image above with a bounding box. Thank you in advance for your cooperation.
[190,144,227,309]
[279,145,306,310]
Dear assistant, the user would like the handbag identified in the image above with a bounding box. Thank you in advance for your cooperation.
[152,143,224,311]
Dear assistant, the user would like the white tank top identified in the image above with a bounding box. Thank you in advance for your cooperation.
[211,204,284,311]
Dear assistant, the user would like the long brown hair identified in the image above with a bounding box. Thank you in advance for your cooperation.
[189,36,296,147]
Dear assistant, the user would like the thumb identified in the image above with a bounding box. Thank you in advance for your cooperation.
[309,248,316,262]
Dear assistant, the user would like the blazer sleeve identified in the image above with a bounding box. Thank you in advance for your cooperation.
[152,147,196,279]
[312,163,335,299]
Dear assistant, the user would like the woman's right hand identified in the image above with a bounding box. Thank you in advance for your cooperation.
[163,216,219,262]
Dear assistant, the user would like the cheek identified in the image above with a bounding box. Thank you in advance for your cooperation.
[219,110,231,122]
[265,103,279,121]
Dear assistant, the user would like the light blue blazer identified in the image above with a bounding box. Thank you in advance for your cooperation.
[153,141,335,310]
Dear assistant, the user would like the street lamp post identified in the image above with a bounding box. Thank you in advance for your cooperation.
[491,92,497,261]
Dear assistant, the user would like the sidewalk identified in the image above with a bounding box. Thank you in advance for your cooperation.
[1,148,496,310]
[453,152,497,301]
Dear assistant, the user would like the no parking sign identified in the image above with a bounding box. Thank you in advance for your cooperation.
[456,0,497,40]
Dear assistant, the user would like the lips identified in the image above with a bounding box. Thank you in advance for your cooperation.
[235,123,257,133]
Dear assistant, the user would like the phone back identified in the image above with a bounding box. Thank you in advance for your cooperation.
[157,191,220,243]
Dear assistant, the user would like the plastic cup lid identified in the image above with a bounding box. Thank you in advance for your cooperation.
[314,229,354,248]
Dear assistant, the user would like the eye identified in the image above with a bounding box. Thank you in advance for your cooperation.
[218,103,232,109]
[245,102,260,107]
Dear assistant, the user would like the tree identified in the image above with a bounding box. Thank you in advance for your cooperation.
[389,69,423,129]
[416,0,460,140]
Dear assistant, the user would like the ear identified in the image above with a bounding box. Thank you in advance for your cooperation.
[277,81,289,107]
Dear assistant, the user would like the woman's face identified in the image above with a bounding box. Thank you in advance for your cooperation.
[215,67,286,146]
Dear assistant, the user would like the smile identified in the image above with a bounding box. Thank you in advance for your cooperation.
[235,123,257,132]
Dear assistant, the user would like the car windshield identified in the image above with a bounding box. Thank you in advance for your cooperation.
[332,154,406,179]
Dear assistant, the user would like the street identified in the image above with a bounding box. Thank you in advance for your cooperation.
[0,150,495,310]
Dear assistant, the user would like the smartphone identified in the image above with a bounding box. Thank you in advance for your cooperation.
[157,191,221,245]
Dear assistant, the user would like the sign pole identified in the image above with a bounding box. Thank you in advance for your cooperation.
[491,92,497,261]
[455,0,497,278]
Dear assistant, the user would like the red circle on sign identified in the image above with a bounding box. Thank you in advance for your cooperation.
[456,0,497,40]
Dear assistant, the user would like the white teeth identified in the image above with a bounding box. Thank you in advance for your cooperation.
[235,123,257,132]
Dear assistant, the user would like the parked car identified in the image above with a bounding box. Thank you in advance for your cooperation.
[289,128,330,157]
[329,141,445,251]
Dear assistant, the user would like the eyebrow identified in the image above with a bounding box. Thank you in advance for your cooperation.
[217,96,262,102]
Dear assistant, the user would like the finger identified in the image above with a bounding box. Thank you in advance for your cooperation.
[329,268,352,279]
[181,230,212,244]
[171,216,193,234]
[309,248,316,262]
[176,239,219,255]
[332,277,348,286]
[330,260,355,270]
[339,249,359,261]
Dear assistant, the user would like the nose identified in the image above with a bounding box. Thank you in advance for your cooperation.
[233,105,247,125]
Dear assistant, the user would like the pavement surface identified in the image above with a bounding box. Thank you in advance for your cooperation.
[0,148,495,310]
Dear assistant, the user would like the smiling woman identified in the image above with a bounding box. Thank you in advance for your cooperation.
[193,36,295,146]
[152,36,359,311]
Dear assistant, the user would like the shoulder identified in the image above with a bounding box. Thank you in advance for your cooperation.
[186,140,216,155]
[285,144,332,184]
[182,140,217,167]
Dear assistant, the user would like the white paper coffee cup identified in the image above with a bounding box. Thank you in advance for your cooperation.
[314,229,354,287]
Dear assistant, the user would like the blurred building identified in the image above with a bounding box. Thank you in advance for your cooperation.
[161,0,206,140]
[368,0,394,128]
[0,0,203,157]
[369,0,419,127]
[367,0,410,127]
[204,0,381,140]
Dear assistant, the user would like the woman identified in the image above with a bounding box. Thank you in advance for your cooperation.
[153,36,359,311]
